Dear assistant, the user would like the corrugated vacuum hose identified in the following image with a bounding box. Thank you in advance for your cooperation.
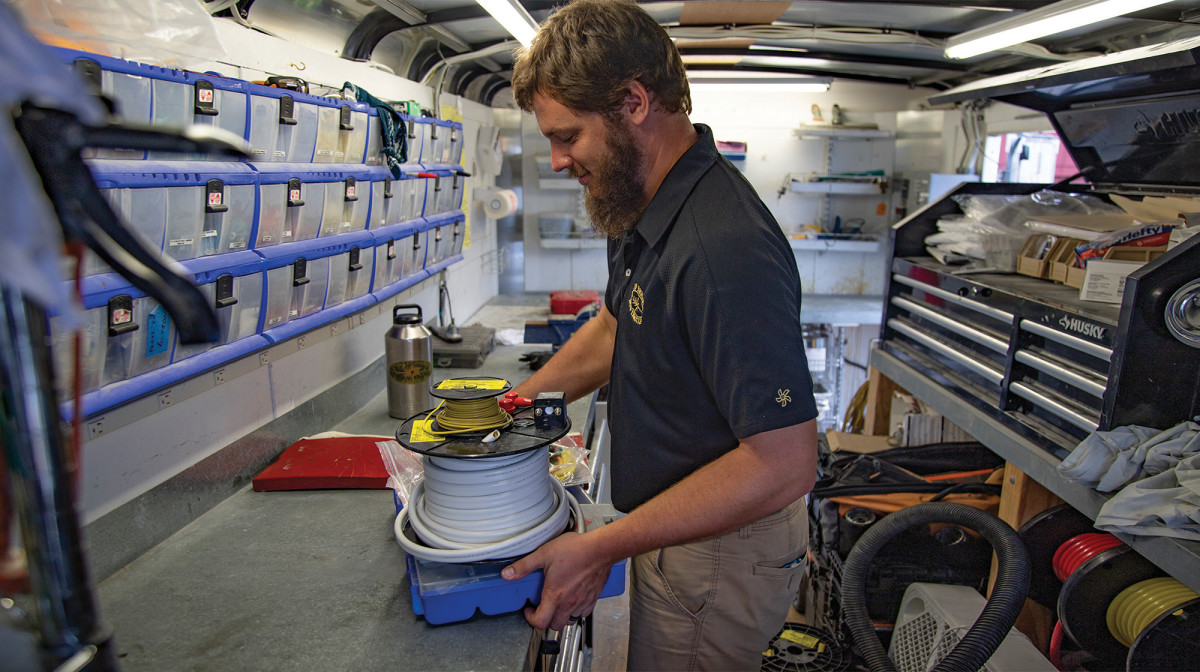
[841,502,1030,672]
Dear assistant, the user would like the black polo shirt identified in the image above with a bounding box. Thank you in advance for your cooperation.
[604,124,818,513]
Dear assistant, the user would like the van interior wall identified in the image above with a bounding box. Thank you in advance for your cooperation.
[68,19,501,575]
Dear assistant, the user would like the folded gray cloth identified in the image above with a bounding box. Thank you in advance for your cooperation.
[1094,452,1200,541]
[1057,424,1162,490]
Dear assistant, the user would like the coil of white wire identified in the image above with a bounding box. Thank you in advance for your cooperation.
[394,447,581,562]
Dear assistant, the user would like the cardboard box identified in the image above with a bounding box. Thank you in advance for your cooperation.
[1047,237,1087,285]
[1017,234,1057,279]
[1079,259,1146,303]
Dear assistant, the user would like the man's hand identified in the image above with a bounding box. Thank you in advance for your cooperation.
[502,531,612,631]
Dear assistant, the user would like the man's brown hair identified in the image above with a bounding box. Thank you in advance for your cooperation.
[511,0,691,117]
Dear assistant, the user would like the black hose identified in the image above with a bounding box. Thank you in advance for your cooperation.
[841,502,1030,672]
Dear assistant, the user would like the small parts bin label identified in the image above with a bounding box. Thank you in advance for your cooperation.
[144,306,171,359]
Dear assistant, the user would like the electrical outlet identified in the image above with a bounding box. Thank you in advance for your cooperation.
[158,390,173,409]
[358,313,368,326]
[214,369,227,385]
[259,352,270,366]
[87,419,105,438]
[297,335,307,349]
[331,322,342,336]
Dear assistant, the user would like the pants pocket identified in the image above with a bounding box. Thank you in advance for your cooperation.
[655,541,716,618]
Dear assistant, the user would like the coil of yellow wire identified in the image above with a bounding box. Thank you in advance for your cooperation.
[1107,576,1199,647]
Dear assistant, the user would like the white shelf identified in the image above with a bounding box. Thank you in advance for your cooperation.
[538,178,580,190]
[793,126,894,140]
[539,237,607,250]
[791,180,885,195]
[800,294,884,325]
[789,237,882,253]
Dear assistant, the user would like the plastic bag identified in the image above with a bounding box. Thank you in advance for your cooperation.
[952,190,1122,234]
[12,0,226,66]
[549,438,593,487]
[377,440,424,507]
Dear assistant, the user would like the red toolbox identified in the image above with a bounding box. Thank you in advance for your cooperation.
[550,289,600,316]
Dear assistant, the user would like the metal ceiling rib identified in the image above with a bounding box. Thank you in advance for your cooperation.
[237,0,1200,104]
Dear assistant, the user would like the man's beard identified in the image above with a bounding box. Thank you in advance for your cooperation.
[572,118,646,239]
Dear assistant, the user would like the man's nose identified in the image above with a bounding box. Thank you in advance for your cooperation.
[551,149,573,173]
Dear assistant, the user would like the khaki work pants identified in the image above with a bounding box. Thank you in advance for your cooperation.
[627,498,808,671]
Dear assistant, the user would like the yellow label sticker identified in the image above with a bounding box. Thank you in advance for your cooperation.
[762,649,774,657]
[780,629,821,649]
[409,419,439,443]
[435,379,506,390]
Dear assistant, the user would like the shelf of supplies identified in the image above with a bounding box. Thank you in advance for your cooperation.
[538,178,581,190]
[540,237,606,250]
[793,126,893,140]
[869,346,1200,595]
[790,236,882,253]
[791,180,885,195]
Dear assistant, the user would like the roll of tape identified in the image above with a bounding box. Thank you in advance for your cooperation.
[482,188,517,219]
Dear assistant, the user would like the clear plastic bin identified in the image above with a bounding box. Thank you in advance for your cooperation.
[372,237,402,292]
[50,308,107,401]
[201,181,255,255]
[256,176,326,247]
[366,114,384,166]
[313,103,370,164]
[326,247,369,307]
[174,271,264,361]
[448,122,464,165]
[371,177,404,229]
[292,256,330,320]
[147,77,247,161]
[262,264,295,330]
[320,178,368,237]
[411,119,434,164]
[248,91,320,162]
[89,186,167,276]
[102,294,174,386]
[400,177,425,221]
[451,219,465,257]
[401,230,427,278]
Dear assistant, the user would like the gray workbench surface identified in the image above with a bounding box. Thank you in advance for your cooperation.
[97,343,589,672]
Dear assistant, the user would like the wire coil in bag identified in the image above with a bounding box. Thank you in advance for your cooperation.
[394,448,582,563]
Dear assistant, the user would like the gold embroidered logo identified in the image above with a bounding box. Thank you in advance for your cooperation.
[628,283,644,325]
[776,389,792,407]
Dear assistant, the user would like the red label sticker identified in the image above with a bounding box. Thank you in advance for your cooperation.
[198,89,214,104]
[346,185,356,198]
[112,308,132,325]
[289,188,301,200]
[208,192,223,206]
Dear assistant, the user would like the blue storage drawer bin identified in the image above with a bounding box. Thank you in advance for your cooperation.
[251,163,344,247]
[367,167,423,229]
[324,231,374,309]
[87,160,257,274]
[406,554,626,626]
[419,170,463,219]
[425,119,455,167]
[257,239,336,334]
[246,85,324,163]
[54,47,248,161]
[49,274,176,396]
[367,222,424,295]
[448,120,464,166]
[317,166,373,237]
[424,212,460,267]
[314,99,371,164]
[409,118,435,164]
[172,252,266,363]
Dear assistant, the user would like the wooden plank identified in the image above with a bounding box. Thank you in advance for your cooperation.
[990,462,1064,653]
[863,366,903,436]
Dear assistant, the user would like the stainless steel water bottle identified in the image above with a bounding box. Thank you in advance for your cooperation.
[385,304,433,419]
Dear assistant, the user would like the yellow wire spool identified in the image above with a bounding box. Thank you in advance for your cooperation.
[424,397,512,436]
[1107,577,1199,647]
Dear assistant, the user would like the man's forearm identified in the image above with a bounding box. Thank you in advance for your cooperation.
[513,306,616,403]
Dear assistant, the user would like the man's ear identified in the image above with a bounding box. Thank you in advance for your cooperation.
[622,80,652,126]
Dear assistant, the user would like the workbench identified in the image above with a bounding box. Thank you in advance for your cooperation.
[94,344,596,672]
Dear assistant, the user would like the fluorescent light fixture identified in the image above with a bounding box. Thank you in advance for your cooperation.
[687,74,832,92]
[475,0,539,48]
[945,0,1173,59]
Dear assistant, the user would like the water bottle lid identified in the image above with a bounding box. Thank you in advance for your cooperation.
[394,304,422,325]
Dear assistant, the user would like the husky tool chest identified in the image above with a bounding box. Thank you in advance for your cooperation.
[877,37,1200,457]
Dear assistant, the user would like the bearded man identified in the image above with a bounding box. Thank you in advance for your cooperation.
[502,1,820,668]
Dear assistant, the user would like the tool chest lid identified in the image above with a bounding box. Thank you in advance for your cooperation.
[930,36,1200,194]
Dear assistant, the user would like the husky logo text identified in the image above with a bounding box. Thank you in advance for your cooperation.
[628,283,645,325]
